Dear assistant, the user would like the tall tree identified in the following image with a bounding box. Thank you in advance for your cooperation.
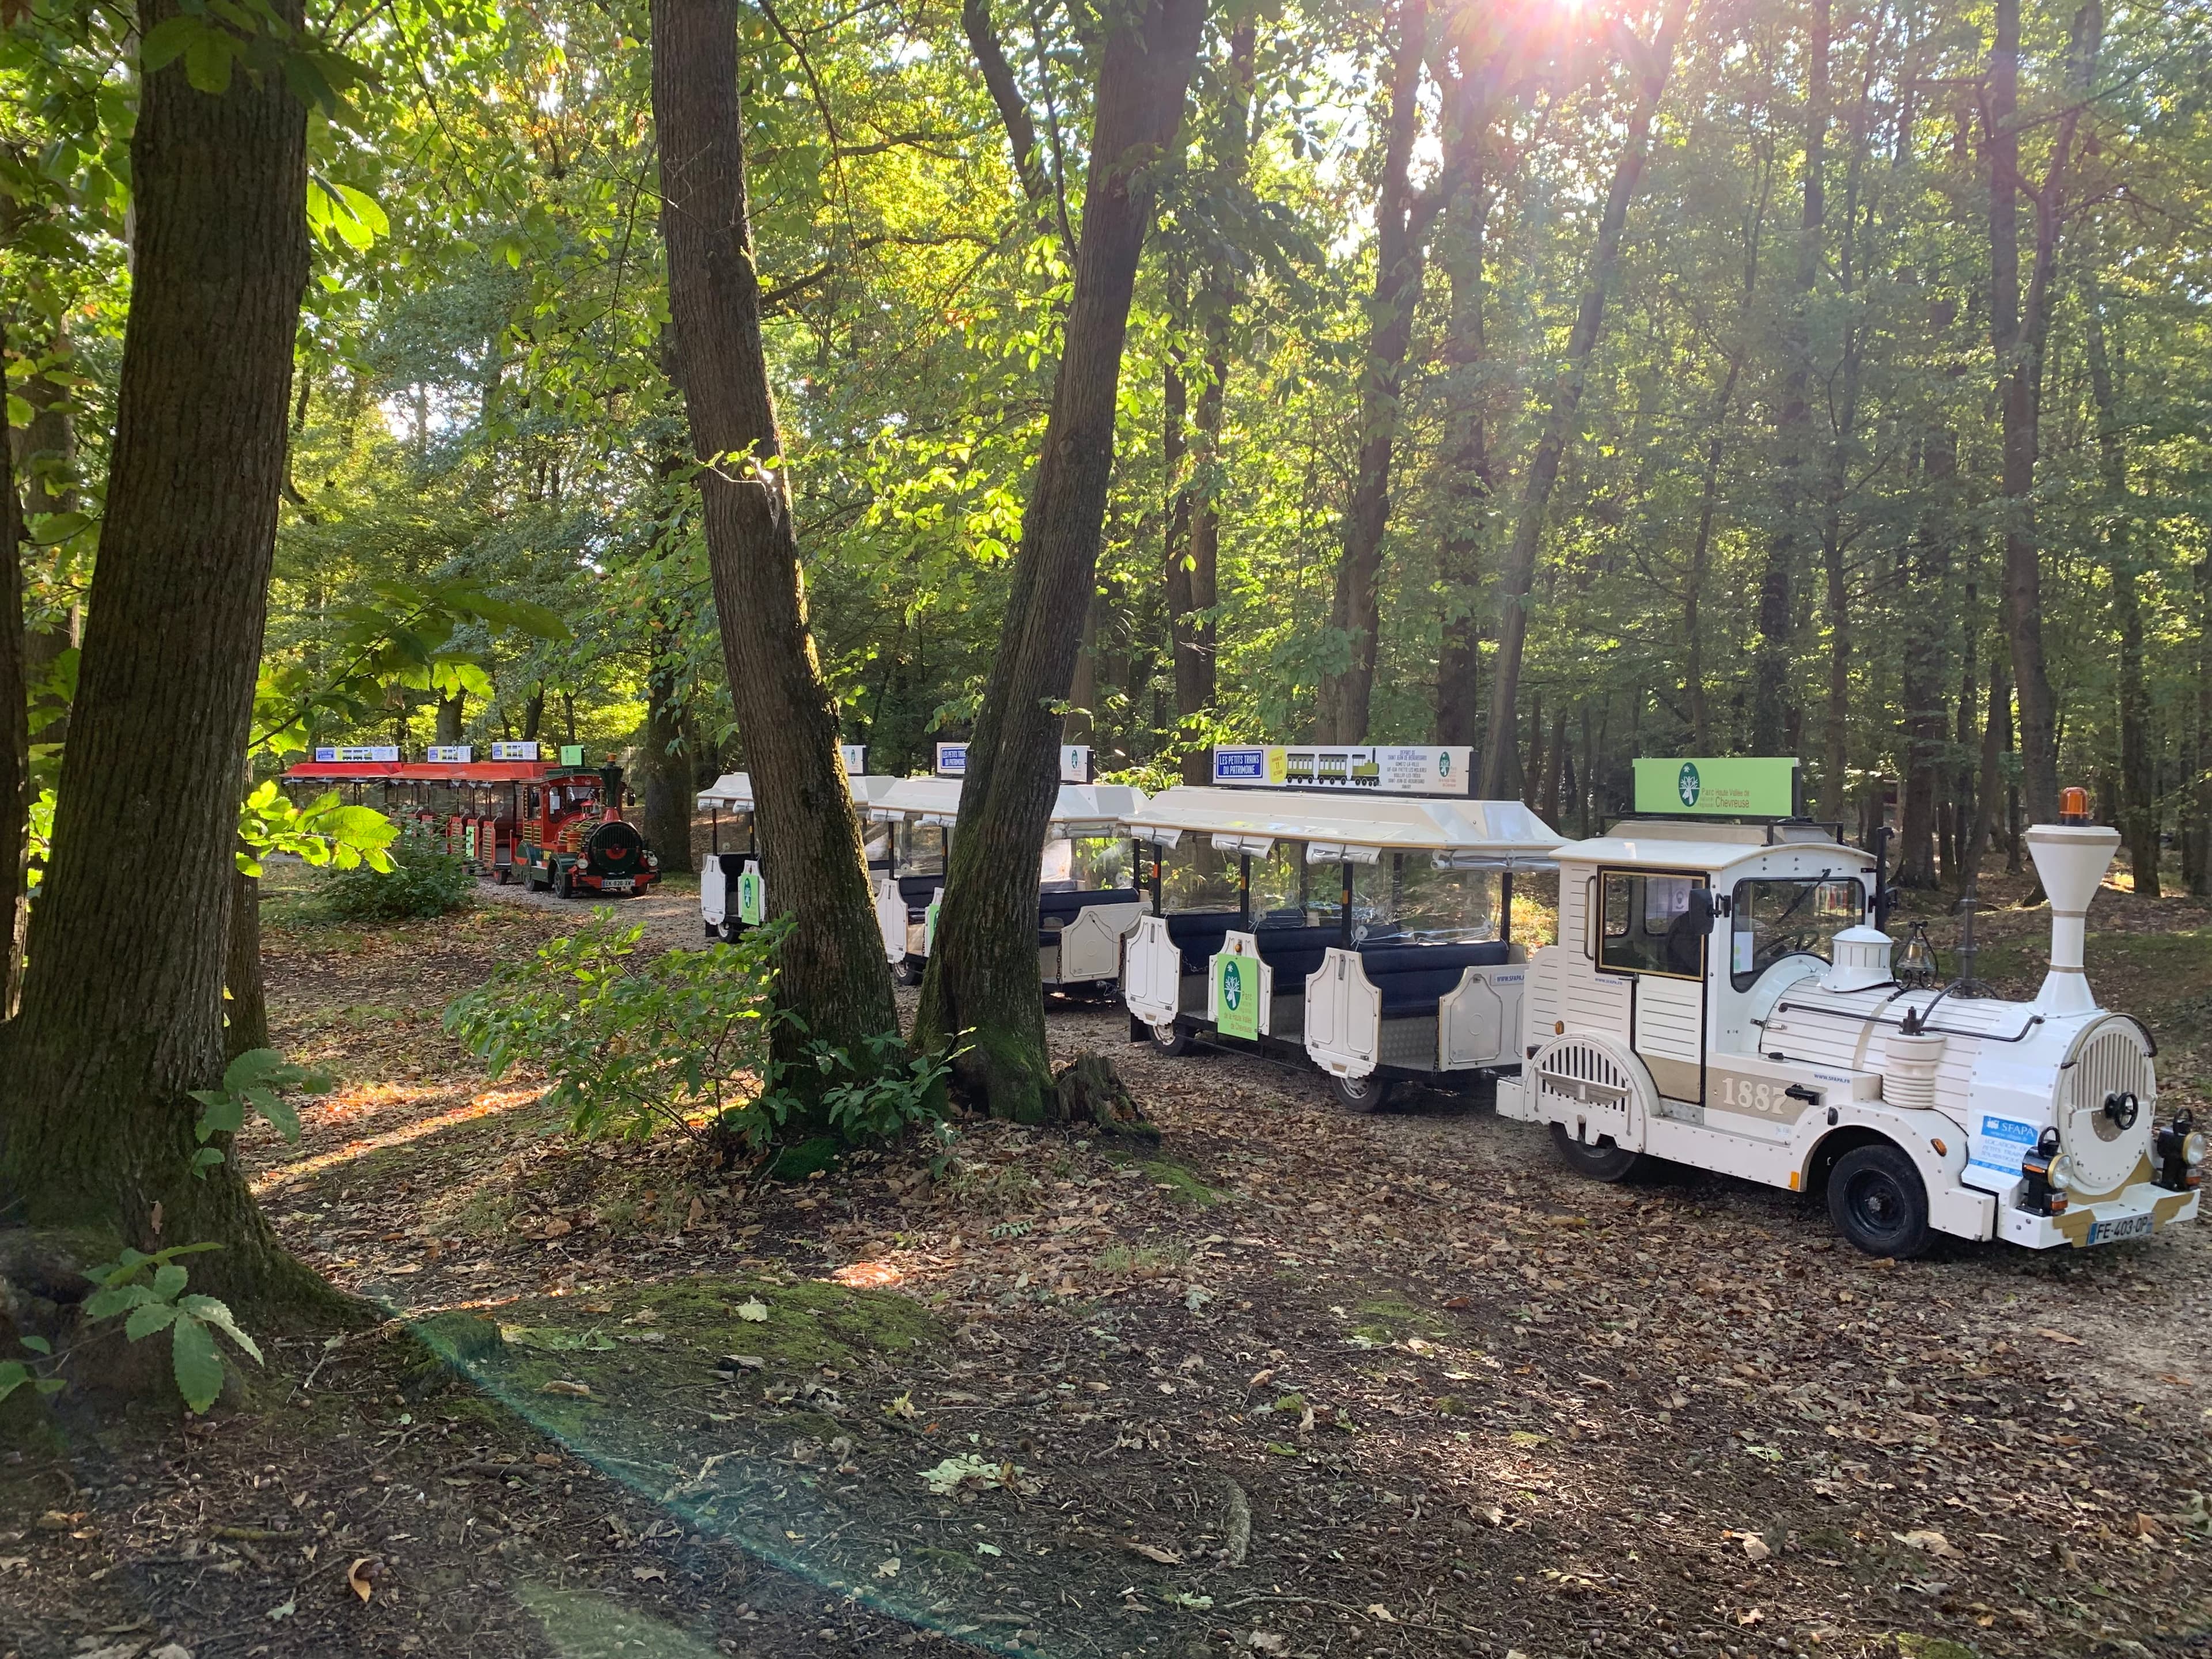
[1480,0,1688,798]
[0,0,319,1300]
[0,320,26,1018]
[1430,164,1493,749]
[919,0,1208,1117]
[650,0,897,1073]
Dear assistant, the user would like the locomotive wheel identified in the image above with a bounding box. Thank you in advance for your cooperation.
[1549,1122,1641,1183]
[495,866,511,886]
[1328,1070,1394,1113]
[1827,1142,1932,1259]
[1149,1021,1192,1058]
[894,957,923,987]
[555,865,575,900]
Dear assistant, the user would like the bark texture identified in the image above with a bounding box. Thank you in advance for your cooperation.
[1479,0,1684,799]
[0,320,26,1017]
[0,1,317,1305]
[918,0,1207,1119]
[652,0,896,1071]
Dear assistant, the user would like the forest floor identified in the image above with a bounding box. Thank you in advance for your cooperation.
[5,858,2211,1659]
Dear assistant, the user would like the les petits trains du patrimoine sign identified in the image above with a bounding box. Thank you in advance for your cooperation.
[1210,744,1474,797]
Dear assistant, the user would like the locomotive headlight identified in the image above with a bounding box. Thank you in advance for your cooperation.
[2187,1132,2209,1167]
[2155,1111,2204,1192]
[2046,1154,2075,1192]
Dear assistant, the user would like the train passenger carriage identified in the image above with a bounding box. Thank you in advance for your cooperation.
[863,775,1149,990]
[695,767,900,941]
[1120,749,1565,1108]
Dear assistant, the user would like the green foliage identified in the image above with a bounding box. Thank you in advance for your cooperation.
[444,914,949,1156]
[236,781,396,877]
[187,1047,329,1177]
[81,1245,263,1415]
[0,1334,66,1408]
[319,828,474,921]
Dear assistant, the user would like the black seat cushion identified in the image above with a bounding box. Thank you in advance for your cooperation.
[1250,923,1344,987]
[1357,940,1509,1017]
[1164,910,1239,974]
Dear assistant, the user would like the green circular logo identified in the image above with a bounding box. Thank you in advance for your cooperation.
[1222,960,1243,1010]
[1437,752,1451,777]
[1677,762,1701,808]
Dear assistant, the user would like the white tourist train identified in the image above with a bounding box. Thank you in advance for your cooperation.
[695,748,901,940]
[1119,744,1566,1107]
[1127,749,2204,1257]
[863,767,1149,991]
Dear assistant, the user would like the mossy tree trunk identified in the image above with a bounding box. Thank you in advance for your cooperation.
[916,0,1208,1120]
[651,0,896,1084]
[0,319,28,1018]
[0,0,326,1309]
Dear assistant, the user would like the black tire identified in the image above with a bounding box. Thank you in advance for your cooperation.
[894,956,923,987]
[1827,1142,1931,1259]
[494,865,511,886]
[1549,1122,1642,1182]
[721,919,744,943]
[1329,1071,1395,1113]
[1149,1021,1192,1057]
[555,865,575,900]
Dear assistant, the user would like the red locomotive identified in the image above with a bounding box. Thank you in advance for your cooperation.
[516,763,661,898]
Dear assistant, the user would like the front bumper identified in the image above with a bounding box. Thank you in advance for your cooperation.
[1997,1180,2200,1249]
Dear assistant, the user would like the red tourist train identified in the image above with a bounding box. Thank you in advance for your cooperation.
[280,744,660,899]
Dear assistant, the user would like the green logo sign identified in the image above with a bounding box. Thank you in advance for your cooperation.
[736,868,764,926]
[1632,756,1798,818]
[924,899,941,955]
[1213,952,1260,1040]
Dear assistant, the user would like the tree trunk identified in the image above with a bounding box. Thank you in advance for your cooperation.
[2080,265,2156,893]
[1317,0,1444,743]
[2188,555,2212,897]
[1479,0,1685,798]
[0,320,27,1017]
[1431,157,1491,748]
[435,690,465,744]
[523,685,545,741]
[638,642,695,877]
[916,0,1208,1119]
[12,324,78,753]
[1983,0,2096,824]
[1162,340,1200,771]
[652,0,897,1080]
[1751,0,1827,759]
[0,0,321,1308]
[961,0,1054,214]
[1965,657,2010,877]
[224,862,269,1063]
[1897,431,1955,888]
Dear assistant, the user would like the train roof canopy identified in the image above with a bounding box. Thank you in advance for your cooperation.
[1553,816,1874,876]
[1122,786,1565,864]
[866,777,1147,837]
[695,772,902,812]
[282,760,581,785]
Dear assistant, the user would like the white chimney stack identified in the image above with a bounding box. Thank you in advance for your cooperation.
[2024,821,2119,1015]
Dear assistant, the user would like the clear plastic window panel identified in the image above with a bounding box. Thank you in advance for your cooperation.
[901,821,947,878]
[1349,854,1499,945]
[1160,839,1240,913]
[1249,842,1343,930]
[1730,877,1864,987]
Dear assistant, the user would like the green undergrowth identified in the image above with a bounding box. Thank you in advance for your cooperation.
[1350,1297,1452,1345]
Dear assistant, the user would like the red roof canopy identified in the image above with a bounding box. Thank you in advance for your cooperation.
[282,761,594,786]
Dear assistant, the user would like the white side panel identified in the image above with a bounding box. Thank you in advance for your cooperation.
[701,861,727,927]
[1440,965,1525,1069]
[1122,915,1180,1026]
[1633,976,1703,1067]
[1304,948,1380,1077]
[1525,945,1563,1047]
[874,877,907,963]
[1563,971,1633,1035]
[1057,900,1145,983]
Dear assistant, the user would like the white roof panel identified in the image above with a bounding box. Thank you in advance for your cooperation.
[1555,824,1874,875]
[696,772,901,811]
[1122,786,1565,859]
[869,777,1149,834]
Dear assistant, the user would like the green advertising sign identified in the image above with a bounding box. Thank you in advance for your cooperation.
[560,743,586,767]
[1213,951,1261,1040]
[923,899,941,955]
[1632,756,1798,818]
[736,868,765,926]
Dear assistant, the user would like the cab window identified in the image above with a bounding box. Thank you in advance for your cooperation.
[1730,877,1864,989]
[1597,870,1709,978]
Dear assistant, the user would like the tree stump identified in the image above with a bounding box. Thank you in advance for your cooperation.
[1051,1052,1157,1140]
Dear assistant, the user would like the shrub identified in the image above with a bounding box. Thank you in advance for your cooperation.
[320,828,474,921]
[443,913,949,1160]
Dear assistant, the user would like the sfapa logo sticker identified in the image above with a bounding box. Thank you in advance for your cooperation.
[1980,1115,2038,1145]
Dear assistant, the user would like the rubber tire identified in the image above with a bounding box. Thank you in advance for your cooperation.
[1827,1142,1933,1259]
[721,919,744,943]
[1549,1122,1642,1182]
[555,866,575,900]
[494,866,511,886]
[1149,1021,1192,1057]
[894,957,923,987]
[1329,1071,1395,1113]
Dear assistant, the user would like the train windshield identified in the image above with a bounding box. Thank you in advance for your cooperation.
[1351,853,1499,945]
[1249,842,1343,931]
[1160,839,1240,912]
[899,821,947,877]
[1729,877,1863,989]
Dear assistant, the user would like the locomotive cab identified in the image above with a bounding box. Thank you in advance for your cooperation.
[517,764,662,900]
[1496,759,2203,1256]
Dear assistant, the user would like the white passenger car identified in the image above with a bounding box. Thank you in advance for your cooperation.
[1120,785,1566,1108]
[1498,808,2205,1256]
[696,770,901,940]
[864,776,1150,990]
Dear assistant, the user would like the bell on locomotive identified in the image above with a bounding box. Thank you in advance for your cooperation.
[1495,762,2202,1257]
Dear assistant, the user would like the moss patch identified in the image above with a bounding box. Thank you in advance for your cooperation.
[1351,1297,1451,1344]
[1141,1160,1220,1208]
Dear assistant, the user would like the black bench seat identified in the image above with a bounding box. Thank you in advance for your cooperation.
[1357,940,1510,1017]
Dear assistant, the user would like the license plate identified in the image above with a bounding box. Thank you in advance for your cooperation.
[604,878,633,893]
[2087,1212,2153,1245]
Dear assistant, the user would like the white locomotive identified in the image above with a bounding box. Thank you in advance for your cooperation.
[1497,794,2203,1256]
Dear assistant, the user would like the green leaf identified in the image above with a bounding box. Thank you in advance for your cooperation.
[83,1284,153,1321]
[19,1335,51,1355]
[190,1147,228,1177]
[196,1096,245,1138]
[172,1315,226,1414]
[151,1263,190,1302]
[139,13,208,71]
[0,1361,26,1403]
[179,1296,263,1365]
[181,30,237,95]
[126,1301,181,1342]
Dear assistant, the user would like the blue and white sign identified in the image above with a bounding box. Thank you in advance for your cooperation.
[935,741,969,777]
[314,745,400,763]
[490,740,540,761]
[1211,746,1269,784]
[840,744,867,774]
[426,744,473,763]
[1059,744,1092,783]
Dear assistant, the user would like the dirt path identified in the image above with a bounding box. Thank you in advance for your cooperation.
[6,877,2210,1659]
